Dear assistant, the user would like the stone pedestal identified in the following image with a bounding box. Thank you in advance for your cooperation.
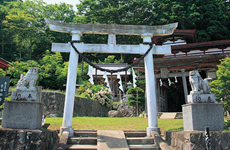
[11,86,42,103]
[2,101,43,129]
[0,128,59,150]
[182,103,224,131]
[187,93,215,104]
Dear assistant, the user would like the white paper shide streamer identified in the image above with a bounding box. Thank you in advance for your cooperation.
[160,79,163,87]
[103,71,111,92]
[132,68,137,88]
[175,76,178,83]
[117,72,124,92]
[87,65,94,84]
[168,78,171,86]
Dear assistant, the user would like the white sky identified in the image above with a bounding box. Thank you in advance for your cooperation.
[42,0,81,10]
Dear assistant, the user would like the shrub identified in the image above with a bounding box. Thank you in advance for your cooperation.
[77,82,113,108]
[126,87,145,106]
[0,69,6,77]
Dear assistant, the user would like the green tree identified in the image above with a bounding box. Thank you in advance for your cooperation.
[0,0,76,62]
[76,0,157,63]
[154,0,230,41]
[126,87,145,106]
[39,50,65,90]
[7,60,40,85]
[210,56,230,113]
[0,68,6,77]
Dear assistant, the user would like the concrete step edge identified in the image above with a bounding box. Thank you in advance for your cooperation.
[74,130,97,132]
[68,137,97,145]
[73,132,97,137]
[129,144,160,150]
[127,138,155,145]
[66,144,97,150]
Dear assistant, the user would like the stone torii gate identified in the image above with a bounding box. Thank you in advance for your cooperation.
[45,19,178,137]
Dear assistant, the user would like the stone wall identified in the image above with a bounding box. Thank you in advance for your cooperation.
[0,128,59,150]
[42,92,110,117]
[165,131,230,150]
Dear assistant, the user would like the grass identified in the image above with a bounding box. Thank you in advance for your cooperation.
[45,117,184,133]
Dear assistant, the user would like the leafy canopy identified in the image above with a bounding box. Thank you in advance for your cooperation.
[210,56,230,112]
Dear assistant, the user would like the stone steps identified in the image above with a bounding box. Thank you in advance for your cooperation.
[129,144,160,150]
[62,130,160,150]
[73,131,97,137]
[124,130,159,150]
[127,137,154,145]
[124,130,147,137]
[66,144,97,150]
[68,137,97,145]
[66,130,97,150]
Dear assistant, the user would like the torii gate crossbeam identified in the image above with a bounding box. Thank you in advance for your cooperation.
[45,19,178,137]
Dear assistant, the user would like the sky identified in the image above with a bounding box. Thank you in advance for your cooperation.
[42,0,80,10]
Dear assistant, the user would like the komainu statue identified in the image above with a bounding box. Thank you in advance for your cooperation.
[189,70,211,94]
[16,67,39,91]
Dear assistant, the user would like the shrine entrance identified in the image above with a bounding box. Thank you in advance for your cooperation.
[45,19,178,137]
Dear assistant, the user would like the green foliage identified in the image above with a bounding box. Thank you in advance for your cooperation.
[210,56,230,112]
[39,50,66,90]
[77,82,113,108]
[7,51,68,90]
[7,60,40,85]
[154,0,230,41]
[98,55,122,64]
[0,68,6,77]
[77,61,89,84]
[1,0,230,63]
[126,87,145,106]
[77,81,94,95]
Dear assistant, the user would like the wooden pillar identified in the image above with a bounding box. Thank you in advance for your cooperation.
[181,69,188,104]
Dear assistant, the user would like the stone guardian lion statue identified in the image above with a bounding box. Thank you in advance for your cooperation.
[189,70,211,94]
[16,67,39,91]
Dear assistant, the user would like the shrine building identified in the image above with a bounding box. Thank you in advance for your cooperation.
[133,29,230,112]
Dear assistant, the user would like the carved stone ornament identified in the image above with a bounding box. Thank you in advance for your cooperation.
[16,67,38,91]
[188,70,215,104]
[12,67,42,102]
[189,70,211,94]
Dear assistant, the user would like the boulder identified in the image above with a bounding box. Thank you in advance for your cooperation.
[108,110,122,117]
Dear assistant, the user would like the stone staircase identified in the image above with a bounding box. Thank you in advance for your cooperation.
[124,131,160,150]
[59,130,161,150]
[66,130,97,150]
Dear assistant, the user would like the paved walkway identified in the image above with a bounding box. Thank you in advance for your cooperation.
[97,130,129,150]
[160,113,177,119]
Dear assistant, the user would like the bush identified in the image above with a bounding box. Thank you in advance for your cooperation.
[126,87,145,106]
[77,82,113,108]
[0,69,6,77]
[7,60,40,85]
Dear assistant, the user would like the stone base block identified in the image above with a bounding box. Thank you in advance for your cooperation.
[11,86,42,103]
[164,131,230,150]
[147,127,160,137]
[2,101,43,129]
[187,94,215,104]
[0,128,59,150]
[182,103,224,131]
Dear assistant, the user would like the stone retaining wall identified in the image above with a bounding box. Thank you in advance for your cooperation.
[164,131,230,150]
[42,92,110,117]
[0,128,59,150]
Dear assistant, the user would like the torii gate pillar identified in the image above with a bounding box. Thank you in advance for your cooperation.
[142,34,160,136]
[60,31,82,136]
